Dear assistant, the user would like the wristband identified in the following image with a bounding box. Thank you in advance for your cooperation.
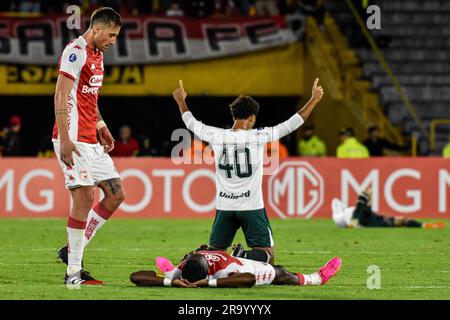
[208,279,217,287]
[96,120,106,130]
[163,278,172,287]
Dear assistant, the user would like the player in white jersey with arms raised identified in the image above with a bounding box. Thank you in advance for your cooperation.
[172,79,324,264]
[53,7,125,285]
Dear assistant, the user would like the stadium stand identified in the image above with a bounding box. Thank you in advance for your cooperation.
[326,0,450,155]
[304,12,406,154]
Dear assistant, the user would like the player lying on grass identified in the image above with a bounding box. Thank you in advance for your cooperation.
[130,249,341,288]
[332,189,445,229]
[172,79,324,265]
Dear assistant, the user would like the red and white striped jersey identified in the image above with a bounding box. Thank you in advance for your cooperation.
[196,251,245,277]
[52,36,104,144]
[172,251,275,285]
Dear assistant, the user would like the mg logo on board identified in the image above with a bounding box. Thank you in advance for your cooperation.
[268,161,324,219]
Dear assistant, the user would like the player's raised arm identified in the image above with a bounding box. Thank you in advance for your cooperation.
[265,78,324,142]
[54,74,80,166]
[172,80,189,114]
[297,77,324,121]
[174,80,222,144]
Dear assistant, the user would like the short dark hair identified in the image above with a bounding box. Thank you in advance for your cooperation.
[229,95,260,120]
[368,126,379,134]
[90,7,122,28]
[339,127,355,137]
[181,254,208,283]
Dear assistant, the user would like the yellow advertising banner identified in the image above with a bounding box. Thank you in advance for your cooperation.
[0,43,304,96]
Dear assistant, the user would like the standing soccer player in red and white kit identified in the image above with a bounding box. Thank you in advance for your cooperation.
[53,8,125,285]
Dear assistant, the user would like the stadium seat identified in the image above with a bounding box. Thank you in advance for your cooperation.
[326,0,450,154]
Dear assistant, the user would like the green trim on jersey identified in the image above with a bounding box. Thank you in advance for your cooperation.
[209,208,274,249]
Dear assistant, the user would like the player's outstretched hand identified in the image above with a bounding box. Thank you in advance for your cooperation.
[172,80,187,103]
[312,78,324,102]
[98,126,115,153]
[189,279,209,287]
[60,139,81,168]
[172,279,197,288]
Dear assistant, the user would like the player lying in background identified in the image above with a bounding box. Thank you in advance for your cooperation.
[129,249,342,288]
[332,189,445,229]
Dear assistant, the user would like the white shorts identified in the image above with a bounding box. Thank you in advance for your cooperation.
[53,141,120,189]
[237,258,276,286]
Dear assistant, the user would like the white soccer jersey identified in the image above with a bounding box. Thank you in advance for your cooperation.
[182,112,304,211]
[332,198,356,228]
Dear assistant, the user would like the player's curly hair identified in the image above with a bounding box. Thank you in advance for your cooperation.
[90,7,122,28]
[229,95,260,120]
[179,244,210,264]
[181,254,208,283]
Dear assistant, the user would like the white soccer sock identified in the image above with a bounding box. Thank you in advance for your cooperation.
[67,217,86,276]
[83,203,113,248]
[300,272,322,286]
[84,211,106,248]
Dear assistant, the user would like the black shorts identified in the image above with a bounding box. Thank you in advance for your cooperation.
[363,214,395,227]
[353,201,395,227]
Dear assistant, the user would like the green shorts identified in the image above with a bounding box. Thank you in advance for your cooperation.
[209,208,274,249]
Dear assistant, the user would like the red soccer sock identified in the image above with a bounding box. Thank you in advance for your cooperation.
[68,216,87,229]
[93,203,114,220]
[297,273,306,286]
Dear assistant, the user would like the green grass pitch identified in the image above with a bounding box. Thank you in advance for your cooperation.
[0,218,449,300]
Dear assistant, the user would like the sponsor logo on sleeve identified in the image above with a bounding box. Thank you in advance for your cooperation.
[69,53,77,62]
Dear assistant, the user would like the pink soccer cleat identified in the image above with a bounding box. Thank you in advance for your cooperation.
[156,256,175,273]
[319,256,342,285]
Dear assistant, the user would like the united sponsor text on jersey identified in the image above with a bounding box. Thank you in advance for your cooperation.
[219,190,251,200]
[52,36,104,144]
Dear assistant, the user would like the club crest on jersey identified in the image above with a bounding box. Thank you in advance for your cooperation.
[91,64,96,70]
[80,170,89,180]
[255,127,268,135]
[69,53,77,62]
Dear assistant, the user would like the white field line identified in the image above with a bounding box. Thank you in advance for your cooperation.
[0,284,449,290]
[0,263,448,275]
[404,286,450,289]
[0,248,445,257]
[277,250,450,256]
